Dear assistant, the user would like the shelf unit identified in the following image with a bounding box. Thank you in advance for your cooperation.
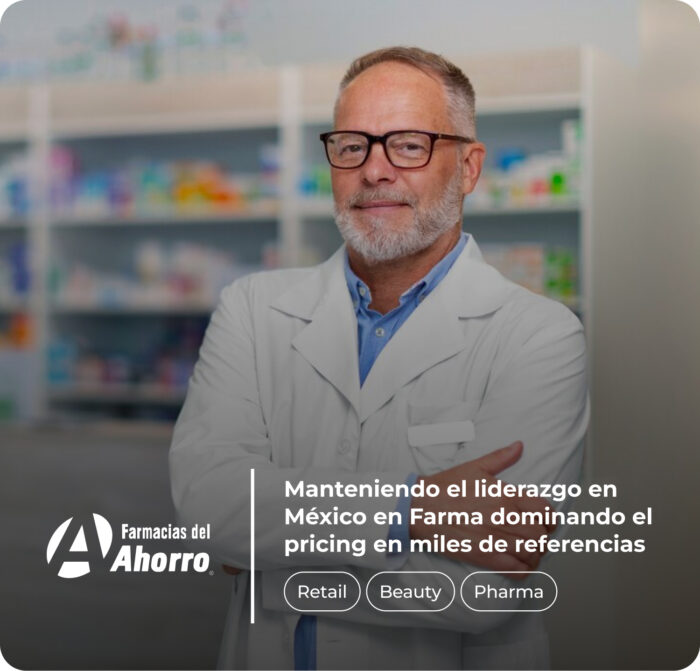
[48,382,186,406]
[0,47,592,422]
[299,196,581,219]
[50,205,279,228]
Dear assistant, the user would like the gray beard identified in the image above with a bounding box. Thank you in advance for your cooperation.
[334,170,464,264]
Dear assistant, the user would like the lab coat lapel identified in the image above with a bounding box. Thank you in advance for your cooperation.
[273,249,361,417]
[358,289,464,423]
[358,237,512,423]
[272,239,513,424]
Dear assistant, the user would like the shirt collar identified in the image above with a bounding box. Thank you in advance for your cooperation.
[344,232,469,312]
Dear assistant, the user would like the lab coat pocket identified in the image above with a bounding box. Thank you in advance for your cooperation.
[407,401,477,475]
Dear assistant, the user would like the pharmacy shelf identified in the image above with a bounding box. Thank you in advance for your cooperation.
[48,72,280,140]
[299,197,581,219]
[559,296,582,312]
[0,298,29,313]
[48,383,186,405]
[0,217,28,230]
[0,126,28,142]
[50,204,279,228]
[301,92,582,125]
[298,198,335,218]
[50,302,214,316]
[49,292,581,317]
[476,93,581,116]
[51,110,279,140]
[464,201,580,216]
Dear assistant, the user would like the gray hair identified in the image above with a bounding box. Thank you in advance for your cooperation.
[334,46,476,138]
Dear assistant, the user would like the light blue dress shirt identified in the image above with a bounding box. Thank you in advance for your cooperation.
[294,233,469,670]
[345,233,468,386]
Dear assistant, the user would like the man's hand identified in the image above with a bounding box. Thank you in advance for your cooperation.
[410,441,555,576]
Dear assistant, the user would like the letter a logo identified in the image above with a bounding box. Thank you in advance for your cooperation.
[46,514,113,578]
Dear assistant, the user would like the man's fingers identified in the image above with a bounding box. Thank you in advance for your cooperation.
[440,526,542,571]
[515,495,557,532]
[463,543,530,573]
[485,527,544,569]
[443,537,530,573]
[474,441,523,476]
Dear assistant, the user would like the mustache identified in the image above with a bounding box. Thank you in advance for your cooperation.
[345,188,418,208]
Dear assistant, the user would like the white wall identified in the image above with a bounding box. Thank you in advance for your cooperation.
[591,1,700,667]
[546,1,700,668]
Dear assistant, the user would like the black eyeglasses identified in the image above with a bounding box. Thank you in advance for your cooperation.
[319,130,474,169]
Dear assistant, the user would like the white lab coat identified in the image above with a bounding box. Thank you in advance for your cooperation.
[169,236,589,670]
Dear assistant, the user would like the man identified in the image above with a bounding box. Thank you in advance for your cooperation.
[170,46,588,670]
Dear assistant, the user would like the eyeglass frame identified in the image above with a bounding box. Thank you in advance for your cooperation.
[319,129,475,169]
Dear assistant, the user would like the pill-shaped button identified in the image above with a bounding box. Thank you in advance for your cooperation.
[460,571,557,612]
[284,571,361,612]
[366,571,455,612]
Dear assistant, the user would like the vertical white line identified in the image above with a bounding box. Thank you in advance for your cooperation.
[250,468,255,624]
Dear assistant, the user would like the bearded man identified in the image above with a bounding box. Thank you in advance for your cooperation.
[170,46,588,670]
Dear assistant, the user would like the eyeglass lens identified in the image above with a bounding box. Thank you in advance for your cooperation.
[326,132,432,168]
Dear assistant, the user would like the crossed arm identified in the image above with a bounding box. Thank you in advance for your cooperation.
[169,280,589,632]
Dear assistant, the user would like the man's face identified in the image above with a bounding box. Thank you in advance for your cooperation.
[331,62,475,264]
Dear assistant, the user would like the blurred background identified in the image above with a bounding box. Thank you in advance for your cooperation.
[0,0,698,669]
